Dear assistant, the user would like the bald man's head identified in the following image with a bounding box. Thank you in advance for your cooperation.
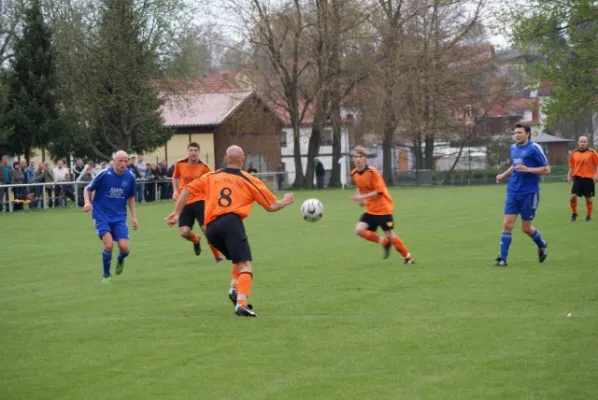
[113,150,129,174]
[225,145,245,168]
[578,136,589,151]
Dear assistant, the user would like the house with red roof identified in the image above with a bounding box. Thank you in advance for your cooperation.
[143,89,284,174]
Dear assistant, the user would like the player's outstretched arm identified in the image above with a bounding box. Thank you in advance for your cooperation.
[165,188,190,226]
[267,193,294,212]
[128,196,138,230]
[83,186,93,212]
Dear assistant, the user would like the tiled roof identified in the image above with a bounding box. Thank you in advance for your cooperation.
[161,91,254,127]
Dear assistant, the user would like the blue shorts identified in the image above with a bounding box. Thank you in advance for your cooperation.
[504,192,540,221]
[94,219,129,241]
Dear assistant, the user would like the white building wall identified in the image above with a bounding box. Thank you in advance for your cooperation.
[280,125,351,186]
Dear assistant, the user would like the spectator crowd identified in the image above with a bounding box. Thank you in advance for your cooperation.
[0,154,175,212]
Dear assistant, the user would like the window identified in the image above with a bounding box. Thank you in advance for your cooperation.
[280,131,287,147]
[320,129,333,146]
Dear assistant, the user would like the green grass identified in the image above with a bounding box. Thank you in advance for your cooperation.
[1,183,597,400]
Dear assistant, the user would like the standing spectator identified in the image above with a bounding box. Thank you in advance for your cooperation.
[145,163,156,202]
[72,158,85,181]
[26,161,38,208]
[12,161,26,200]
[76,161,98,181]
[135,155,147,203]
[34,162,55,208]
[315,157,325,190]
[128,157,142,202]
[1,155,13,212]
[53,160,70,207]
[20,160,28,181]
[157,160,169,200]
[12,161,26,211]
[26,160,36,183]
[76,161,97,205]
[276,162,285,191]
[61,173,76,205]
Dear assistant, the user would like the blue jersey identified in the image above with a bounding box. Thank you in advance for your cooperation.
[507,141,548,195]
[87,167,136,222]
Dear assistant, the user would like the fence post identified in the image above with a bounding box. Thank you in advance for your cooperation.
[8,187,13,212]
[74,182,79,207]
[42,184,47,210]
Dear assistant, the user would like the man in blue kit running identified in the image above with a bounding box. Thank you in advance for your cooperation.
[83,150,138,282]
[494,123,550,267]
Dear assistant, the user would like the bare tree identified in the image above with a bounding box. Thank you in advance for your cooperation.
[223,0,315,187]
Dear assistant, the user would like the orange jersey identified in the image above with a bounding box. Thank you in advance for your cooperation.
[351,165,394,215]
[173,158,212,204]
[185,167,277,225]
[569,149,598,179]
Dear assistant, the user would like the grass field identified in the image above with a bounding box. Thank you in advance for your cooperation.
[1,182,597,400]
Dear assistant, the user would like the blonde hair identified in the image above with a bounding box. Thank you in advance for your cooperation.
[352,145,367,157]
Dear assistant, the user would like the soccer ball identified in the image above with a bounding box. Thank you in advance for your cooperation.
[301,198,324,222]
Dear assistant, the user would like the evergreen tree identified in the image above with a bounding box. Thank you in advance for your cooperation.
[1,0,59,162]
[83,0,171,159]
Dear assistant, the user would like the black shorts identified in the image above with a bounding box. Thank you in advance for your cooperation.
[571,177,595,197]
[178,200,205,228]
[205,213,252,263]
[359,213,394,232]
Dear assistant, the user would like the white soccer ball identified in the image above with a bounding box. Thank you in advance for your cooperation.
[301,198,324,222]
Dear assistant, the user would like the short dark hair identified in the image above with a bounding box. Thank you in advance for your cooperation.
[188,142,200,150]
[513,123,531,137]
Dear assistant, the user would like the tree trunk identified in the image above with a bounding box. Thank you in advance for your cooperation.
[305,125,321,190]
[24,146,31,165]
[290,122,305,188]
[413,136,423,170]
[329,89,342,187]
[327,0,342,188]
[424,134,435,170]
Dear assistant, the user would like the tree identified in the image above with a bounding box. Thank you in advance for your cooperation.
[225,0,315,188]
[43,0,197,159]
[1,0,60,162]
[510,0,598,142]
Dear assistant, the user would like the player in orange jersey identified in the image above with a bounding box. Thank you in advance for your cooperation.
[165,145,294,317]
[568,136,598,222]
[350,146,415,264]
[172,142,223,262]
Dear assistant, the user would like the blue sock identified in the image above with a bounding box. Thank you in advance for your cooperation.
[117,249,130,262]
[102,250,112,277]
[529,229,546,248]
[500,232,512,261]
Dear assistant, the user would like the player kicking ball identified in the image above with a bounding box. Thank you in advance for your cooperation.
[494,123,550,267]
[567,135,598,222]
[350,146,415,264]
[165,145,294,317]
[83,151,138,283]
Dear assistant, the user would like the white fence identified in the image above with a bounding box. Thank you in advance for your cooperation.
[0,172,289,213]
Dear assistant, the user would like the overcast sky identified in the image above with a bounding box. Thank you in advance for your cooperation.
[194,0,512,50]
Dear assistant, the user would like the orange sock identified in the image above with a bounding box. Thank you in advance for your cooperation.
[359,230,382,244]
[570,198,577,214]
[231,264,239,288]
[236,271,253,307]
[392,236,410,258]
[185,233,200,244]
[588,201,593,218]
[209,244,222,260]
